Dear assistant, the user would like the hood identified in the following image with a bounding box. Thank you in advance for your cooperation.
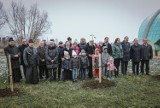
[94,48,99,55]
[102,46,108,52]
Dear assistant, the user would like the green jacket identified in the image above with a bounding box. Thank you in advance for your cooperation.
[112,43,123,59]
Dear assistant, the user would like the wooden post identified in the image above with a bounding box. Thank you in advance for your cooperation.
[99,53,102,83]
[8,54,14,92]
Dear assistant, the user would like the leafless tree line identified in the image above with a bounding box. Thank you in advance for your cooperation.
[0,1,51,43]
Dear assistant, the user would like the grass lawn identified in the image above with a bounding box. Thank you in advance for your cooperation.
[0,74,160,107]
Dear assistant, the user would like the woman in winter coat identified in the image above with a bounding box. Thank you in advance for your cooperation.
[45,41,59,81]
[112,38,123,77]
[62,41,73,80]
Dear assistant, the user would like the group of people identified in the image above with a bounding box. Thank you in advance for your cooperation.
[4,36,153,84]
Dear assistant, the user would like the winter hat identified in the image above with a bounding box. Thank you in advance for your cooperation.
[72,50,77,56]
[8,37,14,42]
[29,39,34,43]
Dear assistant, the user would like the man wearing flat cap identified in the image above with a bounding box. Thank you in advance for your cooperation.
[23,39,39,84]
[4,37,22,82]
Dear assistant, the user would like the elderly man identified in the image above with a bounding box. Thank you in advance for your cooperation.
[18,39,28,78]
[37,41,48,80]
[23,39,39,84]
[45,40,59,81]
[4,37,22,82]
[141,38,153,75]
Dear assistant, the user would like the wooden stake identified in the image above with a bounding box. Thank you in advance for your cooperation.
[8,54,14,92]
[99,53,102,83]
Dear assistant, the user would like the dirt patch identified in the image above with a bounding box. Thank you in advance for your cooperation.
[0,87,23,97]
[82,80,116,89]
[152,75,160,80]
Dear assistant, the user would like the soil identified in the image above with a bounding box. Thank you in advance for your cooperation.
[0,87,22,97]
[82,80,116,89]
[152,75,160,80]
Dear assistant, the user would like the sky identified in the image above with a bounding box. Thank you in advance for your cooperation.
[1,0,160,43]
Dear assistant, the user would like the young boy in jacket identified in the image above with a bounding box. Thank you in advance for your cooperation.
[79,49,89,80]
[71,51,80,82]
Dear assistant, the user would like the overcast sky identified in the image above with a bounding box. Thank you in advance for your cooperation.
[1,0,160,43]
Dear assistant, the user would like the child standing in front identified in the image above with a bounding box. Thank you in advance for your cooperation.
[102,46,109,78]
[107,55,117,80]
[92,48,100,80]
[71,51,80,82]
[79,49,89,80]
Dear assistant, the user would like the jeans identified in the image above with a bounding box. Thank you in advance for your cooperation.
[81,68,87,80]
[72,68,78,81]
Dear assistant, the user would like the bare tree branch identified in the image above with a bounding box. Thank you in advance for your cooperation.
[0,1,6,30]
[5,1,51,43]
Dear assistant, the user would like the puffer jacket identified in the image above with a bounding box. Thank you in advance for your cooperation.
[112,43,123,59]
[45,46,59,69]
[71,57,80,69]
[121,40,130,61]
[102,46,109,65]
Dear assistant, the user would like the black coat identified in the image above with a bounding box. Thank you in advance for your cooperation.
[4,45,21,69]
[37,46,46,66]
[86,42,96,65]
[78,43,87,52]
[121,40,130,61]
[18,44,28,65]
[58,46,64,63]
[141,44,153,60]
[63,47,73,58]
[45,46,59,69]
[102,42,112,55]
[130,44,142,62]
[23,47,38,67]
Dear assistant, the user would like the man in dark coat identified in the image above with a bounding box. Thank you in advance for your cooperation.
[45,41,59,81]
[18,39,28,78]
[23,39,39,84]
[141,38,153,75]
[121,36,130,75]
[130,38,142,75]
[4,37,22,82]
[58,41,64,80]
[86,40,96,79]
[102,37,112,55]
[37,41,48,80]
